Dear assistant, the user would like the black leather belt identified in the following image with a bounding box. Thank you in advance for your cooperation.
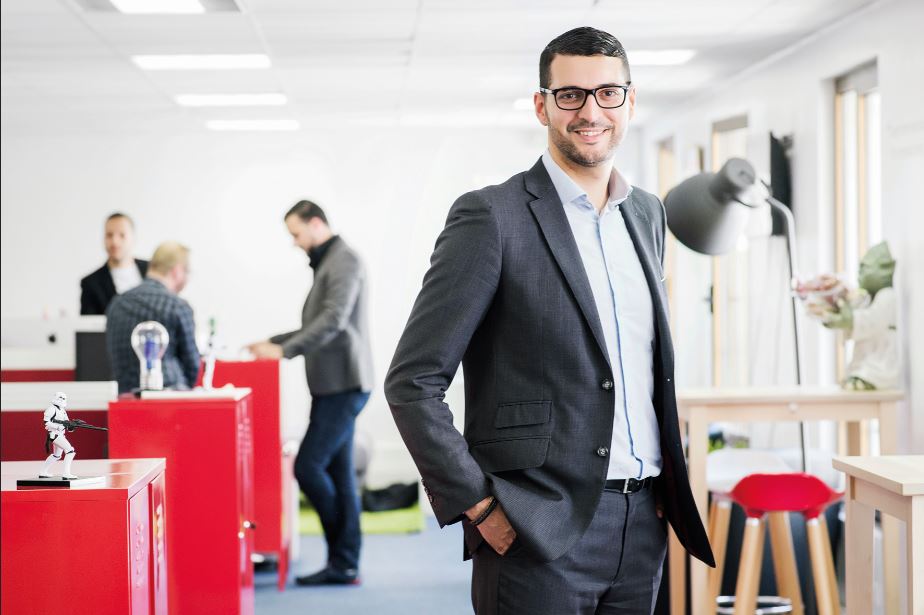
[604,477,653,494]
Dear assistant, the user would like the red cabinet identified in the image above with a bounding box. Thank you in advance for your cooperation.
[1,382,116,461]
[1,458,168,615]
[1,409,109,461]
[208,359,292,590]
[108,391,254,615]
[0,368,75,382]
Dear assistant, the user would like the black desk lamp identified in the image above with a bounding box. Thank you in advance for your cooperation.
[664,158,807,471]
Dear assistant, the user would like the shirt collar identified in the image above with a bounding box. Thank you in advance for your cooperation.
[541,149,633,212]
[143,277,166,290]
[308,235,339,270]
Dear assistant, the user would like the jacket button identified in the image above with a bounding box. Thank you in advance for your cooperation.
[596,447,609,457]
[601,379,614,390]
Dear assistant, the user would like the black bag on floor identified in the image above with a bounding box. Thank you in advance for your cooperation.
[361,482,418,512]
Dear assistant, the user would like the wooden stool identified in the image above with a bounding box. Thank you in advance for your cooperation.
[722,473,842,615]
[705,449,793,614]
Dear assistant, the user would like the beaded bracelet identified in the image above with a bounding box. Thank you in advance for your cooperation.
[472,496,498,526]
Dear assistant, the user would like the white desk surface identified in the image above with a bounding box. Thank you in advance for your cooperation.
[139,386,252,402]
[677,386,904,405]
[1,381,117,410]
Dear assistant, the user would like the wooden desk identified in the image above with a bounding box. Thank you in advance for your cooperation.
[834,455,923,615]
[671,387,902,615]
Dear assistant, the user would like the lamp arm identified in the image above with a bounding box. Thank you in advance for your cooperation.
[767,195,808,472]
[765,195,802,384]
[766,197,798,284]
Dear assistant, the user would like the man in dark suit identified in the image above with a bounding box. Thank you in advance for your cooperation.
[80,212,148,315]
[385,27,713,614]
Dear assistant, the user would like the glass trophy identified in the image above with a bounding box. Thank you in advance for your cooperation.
[131,321,169,391]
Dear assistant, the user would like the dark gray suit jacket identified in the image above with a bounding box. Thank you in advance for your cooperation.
[271,237,374,396]
[385,158,714,567]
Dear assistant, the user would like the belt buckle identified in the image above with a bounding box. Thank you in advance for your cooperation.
[622,479,631,494]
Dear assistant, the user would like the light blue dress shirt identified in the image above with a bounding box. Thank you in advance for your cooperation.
[541,151,662,480]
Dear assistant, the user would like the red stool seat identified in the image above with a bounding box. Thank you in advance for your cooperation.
[730,472,843,519]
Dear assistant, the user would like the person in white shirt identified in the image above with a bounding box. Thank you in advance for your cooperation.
[80,212,148,315]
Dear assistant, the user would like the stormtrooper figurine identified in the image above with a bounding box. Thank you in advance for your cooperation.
[39,392,77,479]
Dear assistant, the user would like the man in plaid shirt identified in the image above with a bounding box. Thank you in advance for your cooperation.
[106,241,200,394]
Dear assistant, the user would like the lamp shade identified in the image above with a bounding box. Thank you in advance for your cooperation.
[663,157,757,255]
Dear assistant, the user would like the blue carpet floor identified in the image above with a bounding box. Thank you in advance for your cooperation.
[255,516,472,614]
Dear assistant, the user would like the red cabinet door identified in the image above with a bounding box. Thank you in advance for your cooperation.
[129,486,152,615]
[149,472,168,615]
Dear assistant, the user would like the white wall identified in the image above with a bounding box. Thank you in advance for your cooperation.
[0,124,643,486]
[640,0,924,452]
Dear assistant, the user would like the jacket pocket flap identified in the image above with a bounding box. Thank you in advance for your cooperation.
[470,437,550,473]
[494,401,551,428]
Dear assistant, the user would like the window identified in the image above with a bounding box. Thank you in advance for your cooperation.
[834,61,880,380]
[711,115,750,387]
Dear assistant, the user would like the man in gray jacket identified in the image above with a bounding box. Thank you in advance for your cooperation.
[249,200,373,586]
[385,27,712,614]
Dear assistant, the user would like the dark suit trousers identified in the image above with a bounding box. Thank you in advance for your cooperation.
[471,486,667,615]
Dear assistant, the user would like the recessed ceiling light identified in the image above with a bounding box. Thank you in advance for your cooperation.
[630,50,696,66]
[110,0,204,13]
[132,54,271,70]
[206,120,300,131]
[175,93,287,107]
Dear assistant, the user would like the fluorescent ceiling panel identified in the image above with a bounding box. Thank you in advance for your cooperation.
[73,0,239,12]
[206,119,299,131]
[132,54,271,70]
[629,50,696,66]
[110,0,204,13]
[175,93,287,106]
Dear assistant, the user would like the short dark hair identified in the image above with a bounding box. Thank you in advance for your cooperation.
[106,212,134,228]
[285,199,328,225]
[539,27,630,88]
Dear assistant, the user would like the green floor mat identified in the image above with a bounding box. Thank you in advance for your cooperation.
[299,502,425,535]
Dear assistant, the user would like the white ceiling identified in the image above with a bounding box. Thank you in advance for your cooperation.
[0,0,876,134]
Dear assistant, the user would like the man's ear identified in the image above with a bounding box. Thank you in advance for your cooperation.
[534,92,549,127]
[627,86,637,121]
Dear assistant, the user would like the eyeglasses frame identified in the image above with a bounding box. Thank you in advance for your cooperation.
[538,83,633,111]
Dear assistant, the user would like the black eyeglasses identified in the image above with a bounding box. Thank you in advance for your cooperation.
[539,84,632,111]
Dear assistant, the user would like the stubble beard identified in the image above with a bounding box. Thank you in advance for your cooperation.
[549,122,622,168]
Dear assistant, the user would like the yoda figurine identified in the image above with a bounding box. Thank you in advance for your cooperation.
[823,241,898,390]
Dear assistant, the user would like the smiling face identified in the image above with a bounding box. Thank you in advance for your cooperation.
[534,54,635,169]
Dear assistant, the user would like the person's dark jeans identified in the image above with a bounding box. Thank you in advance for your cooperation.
[294,389,370,572]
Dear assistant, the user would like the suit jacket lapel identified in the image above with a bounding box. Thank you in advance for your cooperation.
[525,159,611,368]
[620,192,674,381]
[102,265,116,298]
[620,193,669,326]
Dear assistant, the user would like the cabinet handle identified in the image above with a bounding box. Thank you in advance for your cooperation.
[243,520,257,530]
